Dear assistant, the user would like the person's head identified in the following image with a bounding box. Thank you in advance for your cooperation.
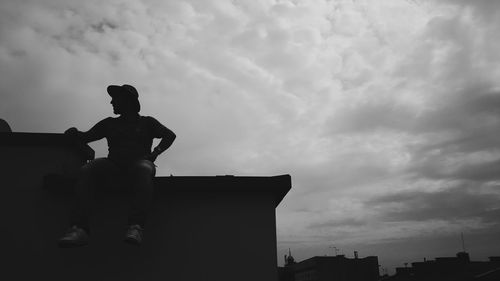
[107,84,141,115]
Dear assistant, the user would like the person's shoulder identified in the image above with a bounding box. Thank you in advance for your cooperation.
[141,115,160,123]
[94,116,117,126]
[140,116,167,129]
[99,116,116,123]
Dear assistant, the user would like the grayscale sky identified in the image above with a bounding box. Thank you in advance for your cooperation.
[2,0,500,273]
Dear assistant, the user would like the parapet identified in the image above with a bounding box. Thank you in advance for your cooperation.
[0,131,94,160]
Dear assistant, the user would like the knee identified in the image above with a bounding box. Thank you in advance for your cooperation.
[78,163,93,177]
[130,160,156,177]
[78,158,107,177]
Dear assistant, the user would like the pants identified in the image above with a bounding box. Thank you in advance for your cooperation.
[69,157,156,233]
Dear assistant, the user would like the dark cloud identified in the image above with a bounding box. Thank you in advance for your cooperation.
[410,158,500,182]
[329,81,500,137]
[365,183,500,223]
[405,90,500,181]
[428,0,500,21]
[417,90,500,135]
[309,218,367,228]
[91,20,118,33]
[327,100,418,134]
[327,82,500,183]
[475,208,500,224]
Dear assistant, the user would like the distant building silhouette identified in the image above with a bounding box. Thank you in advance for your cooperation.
[285,248,297,266]
[279,249,298,281]
[383,252,500,281]
[278,252,379,281]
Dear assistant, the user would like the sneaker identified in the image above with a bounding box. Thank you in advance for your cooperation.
[58,226,89,248]
[124,224,143,245]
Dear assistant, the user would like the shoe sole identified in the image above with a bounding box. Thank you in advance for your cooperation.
[58,240,89,248]
[123,236,141,245]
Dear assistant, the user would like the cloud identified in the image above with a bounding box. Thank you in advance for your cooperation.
[309,217,367,228]
[365,182,500,223]
[428,0,500,21]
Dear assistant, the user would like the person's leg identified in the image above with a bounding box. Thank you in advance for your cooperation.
[125,159,156,229]
[69,158,120,234]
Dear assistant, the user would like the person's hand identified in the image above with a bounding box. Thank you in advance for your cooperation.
[144,151,159,162]
[64,127,79,138]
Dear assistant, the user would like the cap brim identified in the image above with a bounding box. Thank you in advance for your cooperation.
[107,85,123,97]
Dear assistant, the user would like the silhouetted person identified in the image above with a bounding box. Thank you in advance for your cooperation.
[58,84,176,247]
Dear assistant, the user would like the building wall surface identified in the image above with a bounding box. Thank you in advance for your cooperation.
[1,133,291,281]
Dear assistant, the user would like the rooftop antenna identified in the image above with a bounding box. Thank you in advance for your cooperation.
[461,232,467,252]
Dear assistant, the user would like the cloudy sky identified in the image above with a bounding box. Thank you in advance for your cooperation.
[2,0,500,273]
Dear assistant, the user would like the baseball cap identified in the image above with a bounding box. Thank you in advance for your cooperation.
[107,84,139,99]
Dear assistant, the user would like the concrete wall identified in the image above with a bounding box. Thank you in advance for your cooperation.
[0,132,291,281]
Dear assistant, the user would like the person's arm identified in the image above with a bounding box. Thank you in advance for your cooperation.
[146,117,176,162]
[64,118,108,144]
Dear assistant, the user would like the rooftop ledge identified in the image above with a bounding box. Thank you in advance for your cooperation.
[0,132,291,207]
[44,174,292,208]
[0,132,95,160]
[153,175,291,207]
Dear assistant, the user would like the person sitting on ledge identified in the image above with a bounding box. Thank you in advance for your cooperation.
[58,84,176,248]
